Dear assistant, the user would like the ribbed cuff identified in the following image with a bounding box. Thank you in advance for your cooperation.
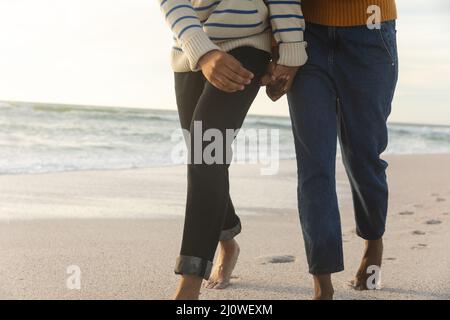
[181,30,221,72]
[277,42,308,67]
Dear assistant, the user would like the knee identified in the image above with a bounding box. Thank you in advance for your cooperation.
[343,152,388,181]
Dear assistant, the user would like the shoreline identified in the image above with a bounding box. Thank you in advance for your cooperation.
[1,151,450,177]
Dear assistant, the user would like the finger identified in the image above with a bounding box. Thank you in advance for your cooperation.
[259,62,277,86]
[222,67,250,86]
[216,72,245,92]
[260,74,272,86]
[213,75,240,93]
[210,76,233,93]
[226,57,254,80]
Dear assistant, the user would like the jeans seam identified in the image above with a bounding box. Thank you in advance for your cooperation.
[378,28,395,66]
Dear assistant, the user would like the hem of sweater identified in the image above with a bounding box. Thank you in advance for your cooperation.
[171,31,272,73]
[302,0,397,27]
[305,16,397,27]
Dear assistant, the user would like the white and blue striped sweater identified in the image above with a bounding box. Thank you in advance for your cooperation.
[159,0,307,72]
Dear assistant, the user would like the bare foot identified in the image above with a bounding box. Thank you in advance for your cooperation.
[313,274,334,300]
[350,239,383,290]
[173,275,203,300]
[205,239,240,289]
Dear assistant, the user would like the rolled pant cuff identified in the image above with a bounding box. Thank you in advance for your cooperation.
[309,264,345,276]
[174,255,213,280]
[219,220,242,241]
[356,229,385,241]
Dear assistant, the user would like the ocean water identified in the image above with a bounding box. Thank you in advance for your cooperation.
[1,101,450,175]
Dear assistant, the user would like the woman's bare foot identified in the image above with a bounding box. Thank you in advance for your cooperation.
[350,238,383,290]
[205,239,240,289]
[173,275,203,300]
[313,274,334,300]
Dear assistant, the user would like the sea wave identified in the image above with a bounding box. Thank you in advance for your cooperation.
[1,101,449,174]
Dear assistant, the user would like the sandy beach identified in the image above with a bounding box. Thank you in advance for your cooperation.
[0,154,449,300]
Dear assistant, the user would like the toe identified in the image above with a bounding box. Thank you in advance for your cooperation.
[349,279,367,291]
[213,281,230,290]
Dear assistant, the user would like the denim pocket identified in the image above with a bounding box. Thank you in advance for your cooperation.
[377,20,398,66]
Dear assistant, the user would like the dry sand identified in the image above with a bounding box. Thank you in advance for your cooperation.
[0,155,449,299]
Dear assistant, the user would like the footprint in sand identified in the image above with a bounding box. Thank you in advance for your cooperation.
[412,230,426,235]
[413,204,423,209]
[411,244,428,250]
[385,257,397,261]
[426,219,442,225]
[399,211,414,216]
[443,212,449,216]
[256,255,296,265]
[431,193,439,197]
[436,197,446,202]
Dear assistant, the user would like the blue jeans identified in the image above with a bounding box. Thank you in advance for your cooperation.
[287,21,398,275]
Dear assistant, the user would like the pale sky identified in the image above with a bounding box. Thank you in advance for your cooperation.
[0,0,449,125]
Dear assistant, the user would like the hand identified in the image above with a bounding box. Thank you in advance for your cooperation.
[198,50,254,93]
[260,61,277,87]
[265,64,299,102]
[260,43,279,87]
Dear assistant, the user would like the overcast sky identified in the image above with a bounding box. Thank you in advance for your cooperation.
[0,0,449,125]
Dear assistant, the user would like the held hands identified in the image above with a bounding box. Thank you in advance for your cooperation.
[261,63,299,102]
[260,44,299,101]
[198,50,254,93]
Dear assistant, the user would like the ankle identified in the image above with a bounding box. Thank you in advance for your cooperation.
[313,286,334,300]
[174,275,203,300]
[362,239,383,266]
[220,238,239,251]
[313,291,334,300]
[313,274,334,300]
[365,238,383,250]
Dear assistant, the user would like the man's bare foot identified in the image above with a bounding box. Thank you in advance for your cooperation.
[205,239,240,289]
[173,275,203,300]
[350,238,383,290]
[313,274,334,300]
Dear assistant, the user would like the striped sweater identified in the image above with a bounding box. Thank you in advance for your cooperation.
[159,0,307,72]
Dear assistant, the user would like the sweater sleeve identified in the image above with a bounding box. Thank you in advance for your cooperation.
[159,0,220,71]
[265,0,308,67]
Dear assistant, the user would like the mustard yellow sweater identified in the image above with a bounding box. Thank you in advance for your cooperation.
[302,0,397,27]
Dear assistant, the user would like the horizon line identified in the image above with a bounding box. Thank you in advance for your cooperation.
[1,99,449,128]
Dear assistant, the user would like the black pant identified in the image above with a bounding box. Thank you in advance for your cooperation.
[174,47,271,279]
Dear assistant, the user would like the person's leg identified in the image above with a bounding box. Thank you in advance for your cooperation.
[175,73,242,244]
[174,47,270,299]
[174,71,242,293]
[287,23,344,299]
[333,21,398,289]
[173,71,209,299]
